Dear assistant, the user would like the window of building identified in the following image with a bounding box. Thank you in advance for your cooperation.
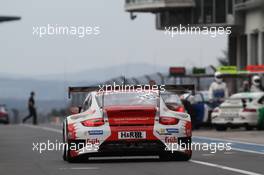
[241,35,247,68]
[215,0,226,23]
[204,0,213,23]
[194,0,202,24]
[251,33,258,65]
[262,32,264,64]
[228,0,233,14]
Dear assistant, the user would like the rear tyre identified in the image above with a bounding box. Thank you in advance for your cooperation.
[62,120,85,163]
[160,137,192,161]
[178,151,192,161]
[245,124,253,131]
[159,151,192,161]
[215,125,227,131]
[4,116,9,125]
[62,122,67,161]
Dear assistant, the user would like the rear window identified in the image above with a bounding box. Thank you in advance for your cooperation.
[96,91,158,107]
[161,92,182,105]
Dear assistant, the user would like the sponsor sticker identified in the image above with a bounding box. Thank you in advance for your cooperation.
[165,136,177,143]
[118,131,146,139]
[88,130,103,135]
[157,128,179,135]
[166,128,179,133]
[87,138,100,144]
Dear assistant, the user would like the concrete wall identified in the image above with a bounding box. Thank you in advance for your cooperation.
[232,5,264,68]
[245,8,264,34]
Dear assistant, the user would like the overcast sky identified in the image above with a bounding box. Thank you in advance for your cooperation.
[0,0,227,78]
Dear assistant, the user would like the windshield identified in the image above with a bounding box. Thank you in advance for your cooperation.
[161,92,182,105]
[96,91,158,107]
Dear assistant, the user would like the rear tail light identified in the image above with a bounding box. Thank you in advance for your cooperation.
[243,108,257,112]
[81,118,104,127]
[167,104,185,112]
[159,116,179,125]
[185,121,192,136]
[175,106,185,113]
[0,112,7,116]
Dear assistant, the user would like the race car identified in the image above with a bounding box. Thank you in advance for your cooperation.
[0,105,9,124]
[63,86,193,162]
[212,92,264,131]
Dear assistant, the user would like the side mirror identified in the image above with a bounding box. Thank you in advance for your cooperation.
[69,106,80,115]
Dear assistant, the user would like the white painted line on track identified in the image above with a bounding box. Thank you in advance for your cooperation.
[59,167,99,170]
[223,152,235,155]
[194,136,264,147]
[191,160,263,175]
[22,124,264,175]
[24,125,264,155]
[231,148,264,155]
[193,136,264,155]
[201,153,215,157]
[22,124,62,134]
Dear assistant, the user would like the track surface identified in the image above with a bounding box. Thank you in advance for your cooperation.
[0,124,263,175]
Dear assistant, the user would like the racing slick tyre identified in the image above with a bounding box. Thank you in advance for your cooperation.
[245,124,253,131]
[159,151,192,161]
[62,122,67,161]
[4,116,9,125]
[159,137,192,161]
[215,125,227,131]
[62,121,84,163]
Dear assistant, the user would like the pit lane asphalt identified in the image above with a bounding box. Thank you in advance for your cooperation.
[0,124,263,175]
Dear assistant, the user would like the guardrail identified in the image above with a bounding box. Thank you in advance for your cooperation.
[125,0,195,12]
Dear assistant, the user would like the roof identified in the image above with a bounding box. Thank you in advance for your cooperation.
[230,92,264,99]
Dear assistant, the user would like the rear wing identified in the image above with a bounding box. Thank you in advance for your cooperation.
[68,84,195,98]
[162,84,195,95]
[68,86,98,98]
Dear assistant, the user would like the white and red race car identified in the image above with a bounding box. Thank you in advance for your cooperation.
[63,85,193,162]
[0,105,9,124]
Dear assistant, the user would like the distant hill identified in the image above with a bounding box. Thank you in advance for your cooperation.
[35,63,168,82]
[0,63,216,117]
[1,98,67,114]
[0,63,167,100]
[0,63,168,113]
